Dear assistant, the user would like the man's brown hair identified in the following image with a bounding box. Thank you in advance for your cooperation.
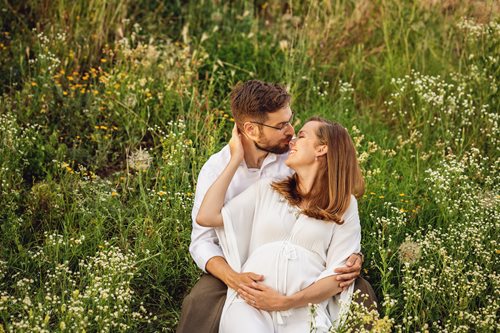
[271,117,365,224]
[230,80,291,125]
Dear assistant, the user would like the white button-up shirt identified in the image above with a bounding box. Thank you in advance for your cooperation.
[190,144,293,271]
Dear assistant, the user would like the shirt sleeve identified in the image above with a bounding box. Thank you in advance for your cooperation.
[215,182,259,272]
[189,164,225,272]
[316,195,362,282]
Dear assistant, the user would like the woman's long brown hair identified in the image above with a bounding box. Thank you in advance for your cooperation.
[271,117,364,224]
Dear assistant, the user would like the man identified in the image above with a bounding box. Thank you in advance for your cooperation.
[177,80,376,332]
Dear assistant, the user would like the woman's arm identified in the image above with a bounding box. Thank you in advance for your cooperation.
[287,275,341,308]
[196,125,244,227]
[238,276,341,312]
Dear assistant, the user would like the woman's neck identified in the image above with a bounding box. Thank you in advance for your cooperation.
[296,173,315,194]
[295,165,322,203]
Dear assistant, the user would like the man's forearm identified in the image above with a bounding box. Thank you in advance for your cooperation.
[205,256,264,291]
[205,256,234,286]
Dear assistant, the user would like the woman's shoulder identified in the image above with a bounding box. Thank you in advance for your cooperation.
[348,195,358,210]
[253,177,272,187]
[255,177,276,194]
[341,195,360,225]
[253,177,285,201]
[237,178,275,198]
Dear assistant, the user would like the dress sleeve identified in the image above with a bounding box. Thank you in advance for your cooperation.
[215,181,260,272]
[317,195,361,281]
[315,196,362,328]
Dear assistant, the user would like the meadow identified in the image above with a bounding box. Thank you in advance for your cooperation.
[0,1,498,332]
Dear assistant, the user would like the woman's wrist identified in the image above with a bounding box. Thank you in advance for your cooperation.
[228,157,242,167]
[281,294,296,310]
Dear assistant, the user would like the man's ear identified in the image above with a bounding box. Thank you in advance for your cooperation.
[316,144,328,157]
[242,122,259,140]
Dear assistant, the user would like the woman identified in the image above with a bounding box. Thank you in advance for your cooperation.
[197,117,365,332]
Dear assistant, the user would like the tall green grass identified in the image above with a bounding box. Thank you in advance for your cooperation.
[0,0,498,331]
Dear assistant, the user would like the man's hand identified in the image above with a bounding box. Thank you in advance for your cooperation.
[225,271,264,292]
[206,256,264,291]
[238,282,288,312]
[334,253,363,290]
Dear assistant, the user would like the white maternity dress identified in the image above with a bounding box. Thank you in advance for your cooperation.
[215,179,361,333]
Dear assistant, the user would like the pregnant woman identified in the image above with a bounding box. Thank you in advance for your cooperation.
[197,117,364,332]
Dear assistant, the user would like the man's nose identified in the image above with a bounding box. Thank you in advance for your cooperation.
[285,123,295,135]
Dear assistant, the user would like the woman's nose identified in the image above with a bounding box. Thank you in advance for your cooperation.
[289,138,297,147]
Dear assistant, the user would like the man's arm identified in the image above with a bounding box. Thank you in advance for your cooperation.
[190,147,263,289]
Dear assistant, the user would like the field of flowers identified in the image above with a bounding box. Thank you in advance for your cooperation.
[0,1,498,332]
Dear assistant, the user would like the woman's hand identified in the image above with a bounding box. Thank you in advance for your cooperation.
[229,124,244,164]
[238,282,290,311]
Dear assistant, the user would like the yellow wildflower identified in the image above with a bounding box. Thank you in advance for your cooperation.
[373,316,392,332]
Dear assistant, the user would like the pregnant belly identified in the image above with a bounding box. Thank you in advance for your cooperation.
[241,241,325,295]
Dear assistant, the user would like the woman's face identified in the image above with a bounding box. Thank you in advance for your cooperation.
[285,121,324,169]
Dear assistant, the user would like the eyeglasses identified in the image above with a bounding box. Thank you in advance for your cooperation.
[250,113,294,132]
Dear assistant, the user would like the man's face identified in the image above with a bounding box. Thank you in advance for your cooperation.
[250,105,295,154]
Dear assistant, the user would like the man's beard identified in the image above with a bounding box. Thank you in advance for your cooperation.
[253,135,293,154]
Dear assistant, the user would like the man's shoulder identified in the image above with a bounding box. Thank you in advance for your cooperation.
[200,145,230,174]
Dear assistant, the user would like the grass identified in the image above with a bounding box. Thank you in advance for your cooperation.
[0,0,498,331]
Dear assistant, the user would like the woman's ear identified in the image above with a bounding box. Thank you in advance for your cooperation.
[316,144,328,157]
